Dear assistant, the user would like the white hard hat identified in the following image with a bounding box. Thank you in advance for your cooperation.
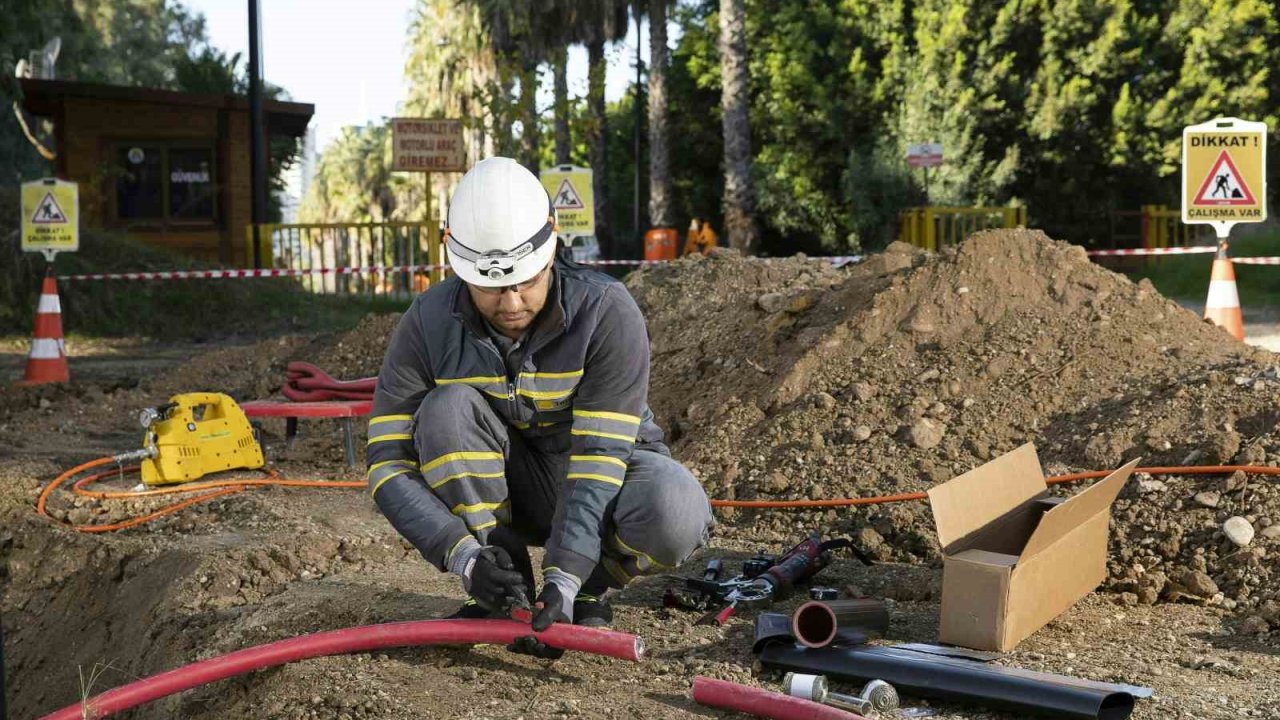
[445,157,558,287]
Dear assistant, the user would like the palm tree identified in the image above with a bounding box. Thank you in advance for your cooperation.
[719,0,759,253]
[572,1,629,256]
[647,0,672,230]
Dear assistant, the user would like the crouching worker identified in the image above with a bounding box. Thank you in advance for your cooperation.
[367,157,714,654]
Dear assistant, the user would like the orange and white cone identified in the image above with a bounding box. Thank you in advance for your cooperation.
[17,274,70,385]
[1204,251,1245,342]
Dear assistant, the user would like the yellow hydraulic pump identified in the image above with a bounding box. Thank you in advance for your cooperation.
[136,392,264,486]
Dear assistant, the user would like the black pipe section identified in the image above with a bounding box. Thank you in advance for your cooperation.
[759,644,1137,720]
[792,599,890,648]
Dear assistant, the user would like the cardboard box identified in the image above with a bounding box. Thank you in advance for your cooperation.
[928,443,1137,651]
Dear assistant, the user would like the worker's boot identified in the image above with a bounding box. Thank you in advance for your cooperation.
[573,564,616,627]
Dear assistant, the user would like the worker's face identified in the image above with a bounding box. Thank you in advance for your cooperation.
[467,260,554,339]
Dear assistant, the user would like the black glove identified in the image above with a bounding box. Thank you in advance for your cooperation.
[508,584,569,660]
[469,546,527,612]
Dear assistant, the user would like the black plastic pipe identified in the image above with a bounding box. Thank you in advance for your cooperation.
[759,644,1137,720]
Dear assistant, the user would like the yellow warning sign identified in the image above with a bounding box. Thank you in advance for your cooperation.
[21,178,79,255]
[540,165,594,237]
[1182,118,1267,229]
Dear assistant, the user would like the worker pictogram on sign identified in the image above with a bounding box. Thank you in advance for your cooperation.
[552,178,585,210]
[1192,151,1256,206]
[30,192,68,223]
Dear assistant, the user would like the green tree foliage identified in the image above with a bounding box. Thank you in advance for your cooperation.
[1,0,300,227]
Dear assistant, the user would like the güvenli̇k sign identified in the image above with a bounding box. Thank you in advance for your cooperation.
[1182,117,1268,239]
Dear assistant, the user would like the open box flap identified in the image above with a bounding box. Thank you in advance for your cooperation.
[928,443,1048,553]
[1019,458,1139,561]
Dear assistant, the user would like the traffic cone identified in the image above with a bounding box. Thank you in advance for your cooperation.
[1204,249,1245,341]
[16,273,70,385]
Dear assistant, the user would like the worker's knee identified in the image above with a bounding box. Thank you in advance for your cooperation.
[414,384,505,453]
[613,452,713,567]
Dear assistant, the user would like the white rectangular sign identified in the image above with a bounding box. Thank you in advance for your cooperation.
[391,118,465,172]
[907,142,944,168]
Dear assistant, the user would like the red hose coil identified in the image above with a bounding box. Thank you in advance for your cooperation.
[39,619,644,720]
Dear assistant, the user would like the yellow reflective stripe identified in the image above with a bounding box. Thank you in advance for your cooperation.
[571,429,636,443]
[566,472,624,487]
[429,470,505,490]
[573,409,642,425]
[570,455,627,469]
[450,499,510,516]
[421,451,504,474]
[516,388,573,400]
[537,422,560,428]
[469,519,498,531]
[369,468,412,497]
[437,376,505,384]
[614,530,668,569]
[518,369,583,379]
[369,414,412,425]
[367,433,412,445]
[602,556,633,583]
[513,421,530,430]
[368,459,413,473]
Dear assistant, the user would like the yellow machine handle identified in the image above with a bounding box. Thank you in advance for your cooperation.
[171,392,232,421]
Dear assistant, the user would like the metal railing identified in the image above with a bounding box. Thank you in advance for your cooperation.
[1140,204,1214,249]
[898,206,1027,251]
[246,222,445,300]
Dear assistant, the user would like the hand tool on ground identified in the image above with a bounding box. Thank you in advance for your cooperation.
[783,673,900,716]
[112,393,264,486]
[664,533,869,625]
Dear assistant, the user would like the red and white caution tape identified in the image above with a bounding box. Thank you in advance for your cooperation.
[1230,257,1280,265]
[56,255,867,281]
[1086,246,1217,257]
[57,265,447,281]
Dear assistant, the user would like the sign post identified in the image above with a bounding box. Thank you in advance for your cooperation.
[907,143,944,204]
[391,118,466,284]
[21,177,79,263]
[540,165,595,258]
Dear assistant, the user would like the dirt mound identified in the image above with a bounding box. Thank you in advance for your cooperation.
[628,230,1280,615]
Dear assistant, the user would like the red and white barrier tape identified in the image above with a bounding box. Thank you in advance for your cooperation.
[1230,257,1280,265]
[1086,246,1217,257]
[56,255,866,281]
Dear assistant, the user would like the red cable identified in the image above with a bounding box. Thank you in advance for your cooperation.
[692,676,867,720]
[38,619,644,720]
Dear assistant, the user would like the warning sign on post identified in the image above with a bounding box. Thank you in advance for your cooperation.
[391,118,465,172]
[21,178,78,255]
[1182,117,1267,230]
[540,165,594,237]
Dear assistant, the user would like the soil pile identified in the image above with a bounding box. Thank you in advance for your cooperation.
[627,230,1280,617]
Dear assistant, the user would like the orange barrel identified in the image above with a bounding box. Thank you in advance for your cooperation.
[644,228,679,261]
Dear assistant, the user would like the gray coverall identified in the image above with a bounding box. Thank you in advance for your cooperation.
[367,258,713,599]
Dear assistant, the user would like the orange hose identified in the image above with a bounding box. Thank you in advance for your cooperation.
[708,464,1280,508]
[38,459,1280,531]
[37,458,360,533]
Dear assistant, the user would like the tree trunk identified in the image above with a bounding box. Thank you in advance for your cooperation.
[492,56,517,158]
[718,0,759,253]
[518,53,540,174]
[553,47,571,166]
[587,39,612,255]
[647,0,672,229]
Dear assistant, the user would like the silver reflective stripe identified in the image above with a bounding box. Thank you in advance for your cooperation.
[450,499,512,532]
[517,369,583,401]
[368,460,417,496]
[37,293,61,314]
[368,414,414,443]
[29,338,63,359]
[571,409,641,443]
[435,376,509,400]
[420,451,506,488]
[567,455,627,485]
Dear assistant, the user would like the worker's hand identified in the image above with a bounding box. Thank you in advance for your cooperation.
[530,583,568,632]
[469,546,527,612]
[507,584,570,660]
